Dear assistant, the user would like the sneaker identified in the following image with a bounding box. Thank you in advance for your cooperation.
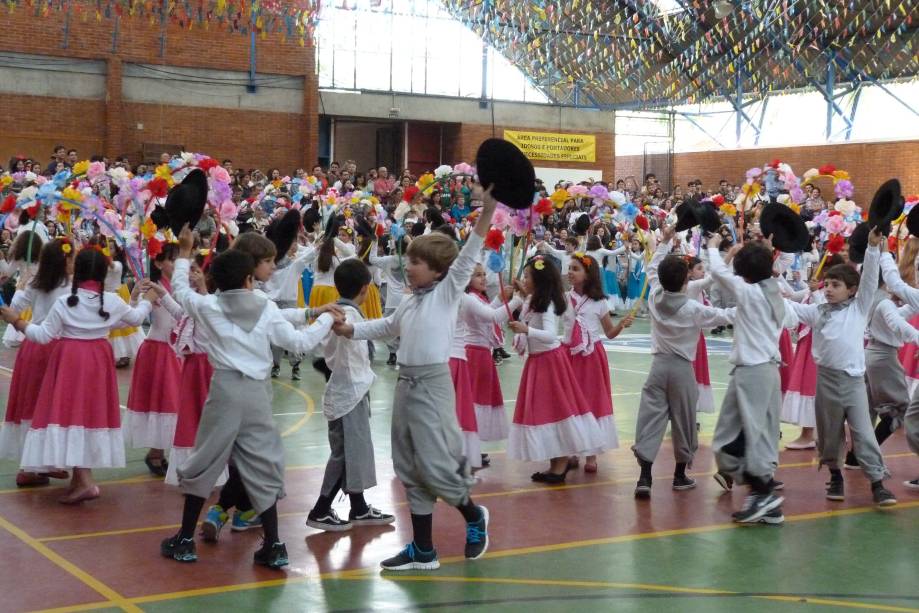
[201,505,228,542]
[387,353,397,366]
[826,478,845,501]
[757,507,785,525]
[380,543,440,571]
[770,480,784,491]
[253,541,289,569]
[634,476,652,499]
[496,347,511,359]
[350,505,395,526]
[271,366,281,379]
[291,366,301,381]
[843,451,860,470]
[733,492,784,523]
[873,486,897,507]
[493,355,503,366]
[672,476,696,491]
[231,509,263,532]
[713,472,733,491]
[306,508,352,532]
[464,505,489,560]
[903,478,919,490]
[161,534,197,562]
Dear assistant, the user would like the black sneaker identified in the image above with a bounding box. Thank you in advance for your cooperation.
[161,534,197,562]
[496,347,511,360]
[873,485,897,507]
[387,353,397,366]
[826,477,845,501]
[757,507,785,525]
[271,365,281,379]
[291,366,301,381]
[349,505,395,526]
[380,543,440,571]
[672,476,696,491]
[306,508,353,532]
[904,478,919,490]
[634,476,652,499]
[770,480,784,491]
[713,472,733,491]
[481,453,491,467]
[733,492,784,523]
[464,505,489,560]
[843,451,860,470]
[253,541,289,569]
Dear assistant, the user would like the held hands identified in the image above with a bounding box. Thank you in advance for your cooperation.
[619,314,634,329]
[314,303,345,319]
[660,224,675,242]
[0,306,19,324]
[808,279,820,292]
[508,320,528,334]
[502,285,515,301]
[331,321,354,338]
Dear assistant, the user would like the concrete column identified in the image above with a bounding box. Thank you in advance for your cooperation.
[104,56,124,159]
[302,55,319,168]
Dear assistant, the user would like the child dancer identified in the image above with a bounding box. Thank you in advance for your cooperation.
[0,238,73,487]
[785,231,897,507]
[331,186,498,571]
[106,254,146,368]
[686,256,716,415]
[626,238,647,313]
[632,226,733,499]
[563,253,633,473]
[370,236,408,366]
[0,248,157,503]
[161,228,343,568]
[1,231,43,349]
[707,236,796,523]
[124,244,183,476]
[306,259,394,532]
[508,255,604,483]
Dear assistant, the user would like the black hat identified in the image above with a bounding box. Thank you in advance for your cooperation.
[848,222,871,264]
[573,213,591,236]
[323,214,343,241]
[907,205,919,238]
[424,207,445,229]
[475,138,536,210]
[354,215,374,238]
[759,202,809,253]
[302,205,321,232]
[266,208,301,263]
[675,198,722,233]
[215,231,231,254]
[867,179,904,235]
[160,169,208,236]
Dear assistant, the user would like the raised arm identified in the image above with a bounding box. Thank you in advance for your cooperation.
[171,258,208,318]
[443,185,497,300]
[855,244,880,315]
[880,251,919,309]
[645,236,671,291]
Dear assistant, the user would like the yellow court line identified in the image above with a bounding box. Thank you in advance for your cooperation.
[0,512,142,613]
[272,379,315,437]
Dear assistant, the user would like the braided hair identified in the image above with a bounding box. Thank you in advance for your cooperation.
[66,248,111,320]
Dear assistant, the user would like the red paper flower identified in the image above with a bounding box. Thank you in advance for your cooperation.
[147,177,169,198]
[888,236,899,253]
[826,234,845,254]
[828,210,841,217]
[403,186,419,202]
[818,164,836,176]
[534,198,553,216]
[768,159,782,169]
[0,194,16,214]
[485,227,505,251]
[147,236,163,259]
[198,157,219,172]
[712,194,725,206]
[635,214,649,231]
[375,223,385,238]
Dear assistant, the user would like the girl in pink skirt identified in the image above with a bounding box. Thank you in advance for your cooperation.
[0,238,73,487]
[454,264,521,469]
[686,257,715,415]
[562,254,633,473]
[508,255,603,484]
[124,244,184,476]
[899,313,919,398]
[0,247,157,504]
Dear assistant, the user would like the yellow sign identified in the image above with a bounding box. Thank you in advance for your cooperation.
[503,130,596,163]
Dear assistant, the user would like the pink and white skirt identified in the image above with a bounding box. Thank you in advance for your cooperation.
[693,331,714,414]
[0,340,55,461]
[449,357,481,469]
[899,314,919,397]
[465,344,508,442]
[566,341,618,453]
[123,339,182,450]
[781,332,817,427]
[508,346,603,462]
[779,328,793,395]
[21,338,125,470]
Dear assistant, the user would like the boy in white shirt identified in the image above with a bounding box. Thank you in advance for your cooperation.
[785,230,897,508]
[632,225,734,499]
[307,259,394,532]
[161,227,344,569]
[332,185,497,571]
[707,235,798,524]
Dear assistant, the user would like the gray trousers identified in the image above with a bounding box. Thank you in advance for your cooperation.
[815,366,889,482]
[392,363,473,514]
[632,354,698,464]
[903,386,919,457]
[865,341,909,428]
[712,362,781,482]
[271,299,302,368]
[383,307,399,353]
[320,395,377,496]
[177,370,286,514]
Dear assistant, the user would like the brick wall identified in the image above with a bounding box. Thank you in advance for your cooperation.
[0,8,317,171]
[617,139,919,197]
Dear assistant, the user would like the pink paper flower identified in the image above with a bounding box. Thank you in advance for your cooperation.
[209,166,231,184]
[825,215,847,235]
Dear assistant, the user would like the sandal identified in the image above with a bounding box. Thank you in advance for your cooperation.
[567,456,580,469]
[16,472,50,488]
[145,455,168,477]
[40,470,70,480]
[584,462,598,474]
[531,471,567,484]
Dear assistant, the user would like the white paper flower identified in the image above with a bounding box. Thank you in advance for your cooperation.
[609,190,626,206]
[17,186,37,203]
[834,199,856,216]
[434,165,453,179]
[108,167,130,184]
[180,152,196,164]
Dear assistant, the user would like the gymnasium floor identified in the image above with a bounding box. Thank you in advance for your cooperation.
[1,320,918,613]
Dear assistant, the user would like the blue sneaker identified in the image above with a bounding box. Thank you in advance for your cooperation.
[380,543,440,571]
[464,505,489,560]
[231,509,263,532]
[201,505,228,542]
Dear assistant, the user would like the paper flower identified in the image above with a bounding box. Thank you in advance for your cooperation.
[549,188,569,207]
[485,227,505,251]
[768,159,782,169]
[491,206,510,230]
[609,190,626,206]
[589,184,609,203]
[711,194,725,206]
[155,164,175,187]
[61,242,72,254]
[833,170,850,182]
[803,168,819,181]
[742,182,761,197]
[635,214,649,231]
[198,157,219,172]
[72,160,90,176]
[486,250,505,274]
[826,234,846,254]
[834,180,854,200]
[0,194,16,213]
[87,162,106,181]
[825,214,847,235]
[147,177,170,198]
[834,198,856,216]
[147,236,163,259]
[434,165,453,179]
[818,164,836,176]
[567,184,588,198]
[719,203,737,217]
[453,162,475,176]
[141,217,157,240]
[209,165,231,184]
[534,198,553,216]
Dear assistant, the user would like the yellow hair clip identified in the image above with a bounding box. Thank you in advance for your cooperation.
[61,243,72,254]
[534,259,545,271]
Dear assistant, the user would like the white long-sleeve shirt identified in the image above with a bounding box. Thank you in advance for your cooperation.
[323,303,375,420]
[351,232,484,366]
[465,292,518,348]
[369,252,406,309]
[867,297,919,347]
[708,247,797,366]
[133,282,183,343]
[25,289,153,345]
[561,291,608,346]
[312,239,356,288]
[647,240,734,361]
[880,252,919,314]
[172,259,333,380]
[785,245,880,376]
[10,282,70,325]
[451,292,519,359]
[516,297,562,355]
[264,245,317,303]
